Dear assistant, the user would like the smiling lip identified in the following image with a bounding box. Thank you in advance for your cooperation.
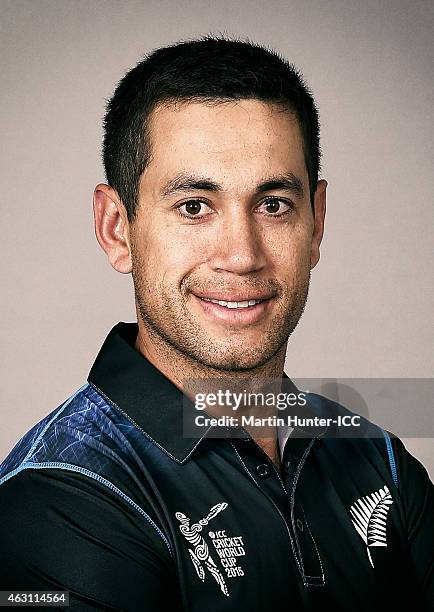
[192,291,274,303]
[192,293,274,325]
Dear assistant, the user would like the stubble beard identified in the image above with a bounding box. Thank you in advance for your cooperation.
[132,263,311,373]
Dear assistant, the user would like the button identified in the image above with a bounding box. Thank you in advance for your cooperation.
[256,463,271,478]
[296,518,304,532]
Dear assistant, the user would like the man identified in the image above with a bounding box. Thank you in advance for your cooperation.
[0,37,432,611]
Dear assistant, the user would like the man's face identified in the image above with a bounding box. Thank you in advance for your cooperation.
[129,99,324,371]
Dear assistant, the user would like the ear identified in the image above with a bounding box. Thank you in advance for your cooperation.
[93,184,132,274]
[310,179,327,270]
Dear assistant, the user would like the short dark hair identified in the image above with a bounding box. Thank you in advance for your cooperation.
[103,36,321,221]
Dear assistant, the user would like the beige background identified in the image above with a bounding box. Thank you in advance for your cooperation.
[1,0,433,476]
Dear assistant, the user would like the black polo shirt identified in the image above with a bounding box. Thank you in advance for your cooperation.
[0,323,433,610]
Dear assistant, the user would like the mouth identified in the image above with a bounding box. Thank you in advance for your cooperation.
[200,297,265,310]
[191,292,274,325]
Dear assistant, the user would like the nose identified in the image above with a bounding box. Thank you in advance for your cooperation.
[211,208,267,275]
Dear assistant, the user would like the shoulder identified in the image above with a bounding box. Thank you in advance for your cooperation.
[0,383,174,565]
[307,391,433,500]
[0,382,151,495]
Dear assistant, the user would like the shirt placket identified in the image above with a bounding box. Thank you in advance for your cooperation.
[231,435,325,590]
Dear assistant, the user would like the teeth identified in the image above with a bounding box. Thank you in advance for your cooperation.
[202,297,262,309]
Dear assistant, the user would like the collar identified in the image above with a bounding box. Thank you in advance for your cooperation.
[88,322,327,464]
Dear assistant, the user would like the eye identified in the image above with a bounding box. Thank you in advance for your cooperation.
[176,199,214,220]
[256,197,294,217]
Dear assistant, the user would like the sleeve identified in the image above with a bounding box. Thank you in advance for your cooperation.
[0,468,181,611]
[392,437,434,610]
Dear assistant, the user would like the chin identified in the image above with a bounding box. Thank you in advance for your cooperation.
[191,347,276,373]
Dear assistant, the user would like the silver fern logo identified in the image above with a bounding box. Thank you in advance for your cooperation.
[350,485,393,567]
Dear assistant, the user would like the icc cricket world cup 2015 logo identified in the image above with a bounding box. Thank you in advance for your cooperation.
[176,502,229,596]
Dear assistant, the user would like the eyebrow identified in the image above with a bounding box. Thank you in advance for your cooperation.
[160,171,305,199]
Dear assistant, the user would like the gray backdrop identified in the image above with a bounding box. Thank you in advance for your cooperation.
[1,0,433,476]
